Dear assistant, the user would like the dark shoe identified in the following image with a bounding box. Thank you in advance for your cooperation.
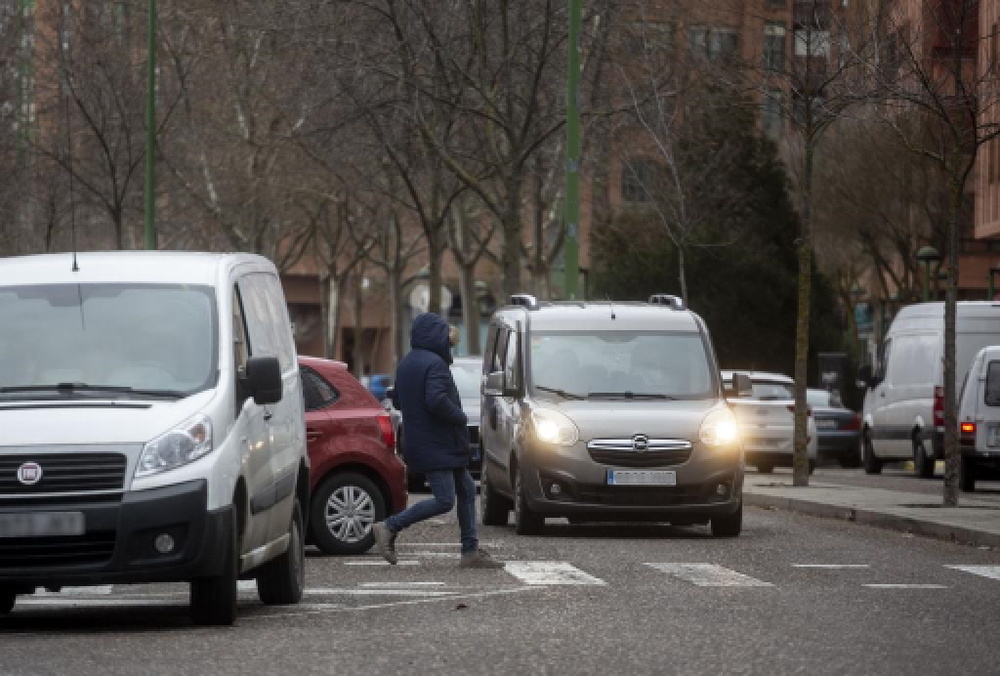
[458,549,504,569]
[372,522,398,565]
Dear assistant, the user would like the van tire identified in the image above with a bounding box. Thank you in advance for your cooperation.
[257,499,305,605]
[755,463,773,474]
[913,437,935,478]
[311,473,385,556]
[481,469,511,526]
[513,468,544,536]
[960,458,977,492]
[0,590,14,614]
[190,508,239,626]
[863,434,882,475]
[711,503,742,538]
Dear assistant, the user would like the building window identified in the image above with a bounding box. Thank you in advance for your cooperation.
[625,21,675,58]
[621,158,659,203]
[764,23,786,71]
[688,26,740,61]
[761,89,784,138]
[794,28,830,57]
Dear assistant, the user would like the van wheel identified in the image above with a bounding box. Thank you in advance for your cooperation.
[0,590,14,614]
[711,503,742,538]
[913,437,935,478]
[257,499,305,605]
[311,473,385,556]
[190,507,239,626]
[960,458,977,492]
[481,469,511,526]
[513,468,544,536]
[863,434,882,475]
[756,463,773,474]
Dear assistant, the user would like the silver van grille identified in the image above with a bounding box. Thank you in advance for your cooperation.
[587,438,693,467]
[0,453,128,495]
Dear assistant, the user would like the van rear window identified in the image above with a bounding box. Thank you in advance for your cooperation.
[985,361,1000,407]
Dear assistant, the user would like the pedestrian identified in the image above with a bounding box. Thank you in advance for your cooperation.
[372,313,503,569]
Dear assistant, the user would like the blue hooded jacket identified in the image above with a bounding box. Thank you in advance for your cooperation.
[392,313,470,473]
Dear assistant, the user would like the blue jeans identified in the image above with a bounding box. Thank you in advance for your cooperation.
[385,467,478,554]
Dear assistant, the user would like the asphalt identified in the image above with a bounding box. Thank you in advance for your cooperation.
[743,472,1000,550]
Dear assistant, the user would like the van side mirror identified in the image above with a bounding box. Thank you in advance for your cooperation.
[731,373,753,398]
[483,370,505,397]
[245,356,282,405]
[857,364,875,389]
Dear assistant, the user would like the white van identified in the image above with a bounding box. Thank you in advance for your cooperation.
[0,252,308,625]
[859,301,1000,478]
[956,345,1000,491]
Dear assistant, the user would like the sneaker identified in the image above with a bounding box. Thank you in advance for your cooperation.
[458,549,504,569]
[372,522,398,565]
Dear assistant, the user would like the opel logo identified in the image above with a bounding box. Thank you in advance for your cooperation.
[17,462,43,486]
[632,434,649,453]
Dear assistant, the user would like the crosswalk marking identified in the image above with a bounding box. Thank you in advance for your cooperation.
[946,565,1000,581]
[360,581,446,587]
[863,584,948,589]
[306,588,456,597]
[344,560,420,566]
[36,585,114,595]
[793,564,870,569]
[504,561,606,586]
[645,563,773,587]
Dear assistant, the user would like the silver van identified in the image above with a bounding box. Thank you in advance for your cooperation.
[859,302,1000,477]
[478,294,749,537]
[957,345,1000,491]
[0,252,308,624]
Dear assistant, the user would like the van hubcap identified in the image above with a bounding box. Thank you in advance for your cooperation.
[325,485,375,543]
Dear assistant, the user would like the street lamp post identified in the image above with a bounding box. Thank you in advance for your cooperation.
[144,0,156,250]
[916,245,942,302]
[988,265,1000,301]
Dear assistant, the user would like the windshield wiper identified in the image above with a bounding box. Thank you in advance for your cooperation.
[534,385,586,400]
[586,391,675,400]
[0,383,185,399]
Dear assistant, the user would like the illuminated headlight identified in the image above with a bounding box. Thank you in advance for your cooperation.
[699,408,739,447]
[136,415,213,478]
[530,408,579,446]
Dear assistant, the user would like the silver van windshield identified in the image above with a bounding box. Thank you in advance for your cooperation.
[0,283,218,399]
[528,330,715,400]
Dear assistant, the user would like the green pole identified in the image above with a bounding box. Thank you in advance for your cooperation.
[923,264,930,302]
[563,0,582,299]
[144,0,157,250]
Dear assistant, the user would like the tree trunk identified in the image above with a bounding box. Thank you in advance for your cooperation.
[428,237,444,316]
[459,262,481,355]
[501,177,523,298]
[942,175,961,507]
[388,267,404,368]
[793,139,815,487]
[325,274,343,360]
[677,246,688,306]
[352,270,365,377]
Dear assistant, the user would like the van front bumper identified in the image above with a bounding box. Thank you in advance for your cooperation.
[520,442,743,521]
[0,479,230,590]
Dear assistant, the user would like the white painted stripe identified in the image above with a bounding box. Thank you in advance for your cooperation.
[793,564,870,569]
[36,585,114,595]
[360,581,446,587]
[404,552,460,558]
[864,584,948,589]
[238,580,257,592]
[306,588,455,597]
[18,598,187,607]
[645,563,773,587]
[503,561,606,586]
[947,565,1000,581]
[344,560,420,566]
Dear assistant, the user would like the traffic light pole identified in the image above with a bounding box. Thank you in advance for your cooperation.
[563,0,582,299]
[144,0,157,250]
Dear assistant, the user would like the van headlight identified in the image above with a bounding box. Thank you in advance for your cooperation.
[530,408,579,446]
[136,415,213,478]
[700,408,739,447]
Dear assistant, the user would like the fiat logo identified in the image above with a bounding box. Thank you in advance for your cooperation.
[632,434,649,452]
[16,462,43,486]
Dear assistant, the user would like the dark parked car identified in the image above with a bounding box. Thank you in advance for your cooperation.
[391,356,483,491]
[300,356,408,555]
[807,388,861,467]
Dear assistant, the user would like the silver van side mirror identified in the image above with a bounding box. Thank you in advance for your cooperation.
[245,356,283,405]
[483,370,505,397]
[732,373,753,398]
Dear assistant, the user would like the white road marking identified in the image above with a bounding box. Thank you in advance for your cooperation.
[503,561,606,586]
[645,563,773,587]
[306,588,455,597]
[946,565,1000,581]
[344,560,420,566]
[238,580,257,592]
[360,581,446,587]
[36,586,114,595]
[863,584,948,589]
[793,564,870,569]
[17,598,187,607]
[403,552,460,558]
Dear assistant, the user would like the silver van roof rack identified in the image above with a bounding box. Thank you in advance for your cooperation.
[648,294,685,310]
[509,293,539,310]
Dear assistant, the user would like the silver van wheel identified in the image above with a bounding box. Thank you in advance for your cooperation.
[863,433,882,475]
[0,590,14,614]
[913,437,935,478]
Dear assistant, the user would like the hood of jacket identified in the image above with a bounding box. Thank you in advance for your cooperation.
[410,312,452,364]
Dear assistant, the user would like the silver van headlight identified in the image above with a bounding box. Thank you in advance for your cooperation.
[700,408,739,447]
[530,408,579,446]
[136,414,214,478]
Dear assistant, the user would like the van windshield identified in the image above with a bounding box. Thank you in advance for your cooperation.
[0,283,218,400]
[528,331,716,400]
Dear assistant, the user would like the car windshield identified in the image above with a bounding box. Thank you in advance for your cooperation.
[528,330,715,400]
[0,283,218,399]
[450,361,481,399]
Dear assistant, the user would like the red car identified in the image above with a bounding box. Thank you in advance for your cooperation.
[299,356,407,555]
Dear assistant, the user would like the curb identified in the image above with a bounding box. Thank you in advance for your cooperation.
[744,492,1000,550]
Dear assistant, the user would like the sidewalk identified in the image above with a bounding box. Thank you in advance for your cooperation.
[743,474,1000,550]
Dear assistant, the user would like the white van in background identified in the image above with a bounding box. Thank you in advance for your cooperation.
[858,302,1000,478]
[957,345,1000,491]
[0,252,308,625]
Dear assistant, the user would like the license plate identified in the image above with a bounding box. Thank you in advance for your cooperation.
[0,512,85,538]
[607,470,676,486]
[816,420,837,429]
[989,424,1000,448]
